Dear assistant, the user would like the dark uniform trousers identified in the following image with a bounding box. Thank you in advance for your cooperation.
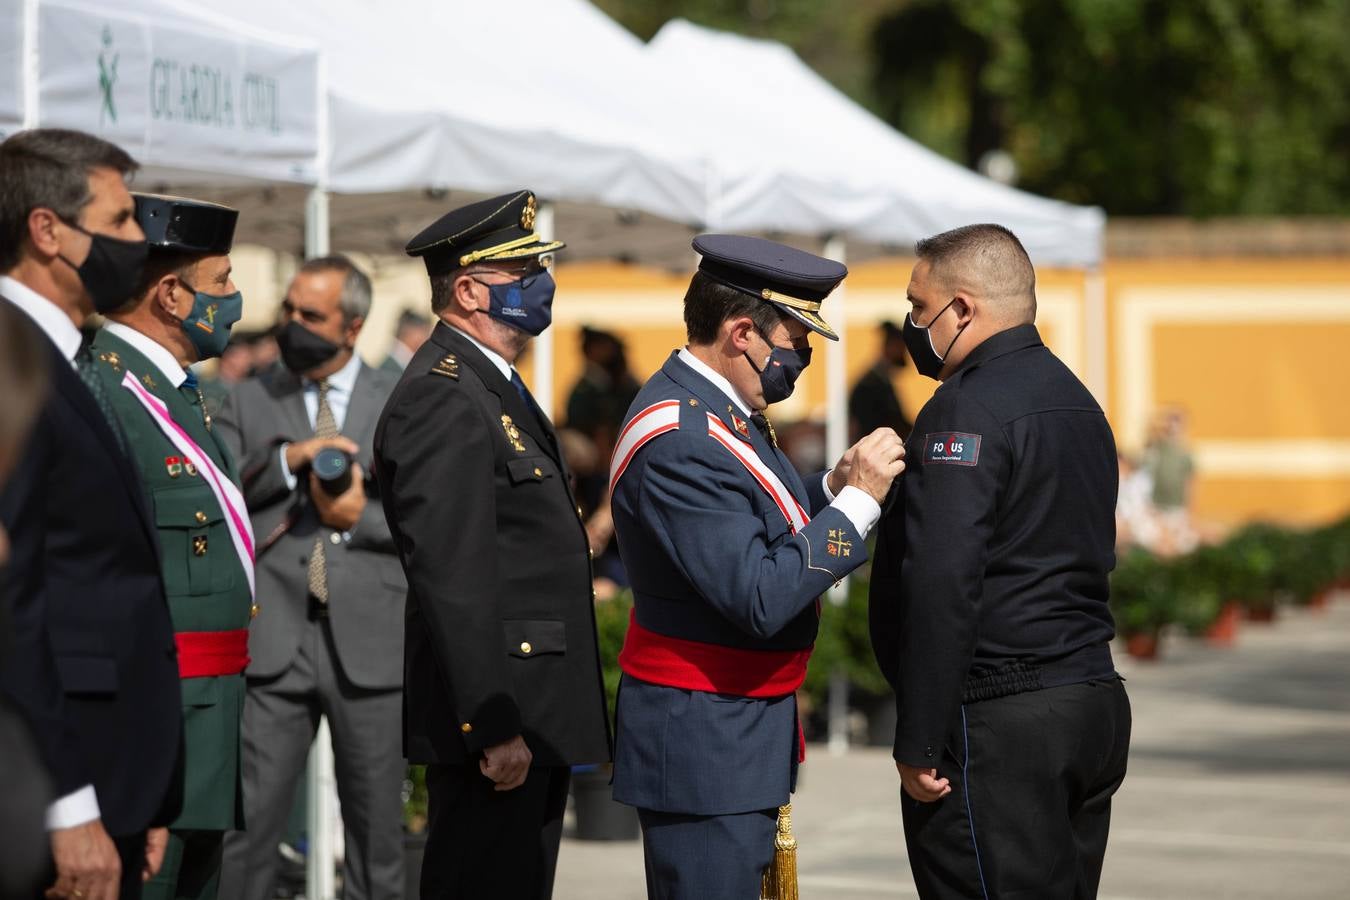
[901,680,1130,900]
[871,325,1132,900]
[638,808,776,900]
[421,765,571,900]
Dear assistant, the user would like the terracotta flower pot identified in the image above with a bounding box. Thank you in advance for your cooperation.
[1245,605,1277,623]
[1307,590,1331,611]
[1204,602,1242,646]
[1125,631,1160,660]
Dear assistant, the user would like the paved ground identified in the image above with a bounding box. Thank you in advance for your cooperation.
[554,595,1350,898]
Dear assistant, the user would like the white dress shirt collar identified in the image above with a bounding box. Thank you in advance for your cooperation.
[0,275,82,363]
[678,347,752,417]
[306,350,363,396]
[102,321,188,389]
[451,326,514,383]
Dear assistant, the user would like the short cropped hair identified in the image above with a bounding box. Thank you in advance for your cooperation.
[683,271,785,345]
[915,224,1036,320]
[301,254,371,323]
[0,128,138,272]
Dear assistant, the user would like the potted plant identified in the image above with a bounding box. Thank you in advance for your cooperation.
[1224,524,1280,622]
[402,765,428,897]
[1110,547,1172,659]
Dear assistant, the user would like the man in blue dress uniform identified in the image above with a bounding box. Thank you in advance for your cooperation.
[608,234,907,899]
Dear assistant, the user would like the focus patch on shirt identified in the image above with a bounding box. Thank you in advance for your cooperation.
[923,432,981,466]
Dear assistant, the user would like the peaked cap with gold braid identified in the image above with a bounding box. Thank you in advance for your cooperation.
[405,189,565,277]
[693,233,846,341]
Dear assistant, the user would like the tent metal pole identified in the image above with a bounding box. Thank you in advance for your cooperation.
[822,234,850,756]
[532,201,556,419]
[302,185,337,900]
[1084,265,1109,415]
[21,0,39,128]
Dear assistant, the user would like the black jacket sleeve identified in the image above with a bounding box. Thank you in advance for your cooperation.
[892,388,1010,766]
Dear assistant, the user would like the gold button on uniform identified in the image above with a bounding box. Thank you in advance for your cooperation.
[461,722,473,734]
[251,604,260,619]
[520,642,532,654]
[329,532,342,545]
[533,467,543,478]
[194,510,207,524]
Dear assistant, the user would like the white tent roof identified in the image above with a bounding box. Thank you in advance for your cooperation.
[0,0,322,185]
[648,19,1104,268]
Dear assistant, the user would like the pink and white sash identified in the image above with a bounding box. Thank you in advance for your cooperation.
[121,371,256,600]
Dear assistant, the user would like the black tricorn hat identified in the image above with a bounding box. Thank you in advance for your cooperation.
[134,193,238,255]
[405,190,565,278]
[693,234,846,341]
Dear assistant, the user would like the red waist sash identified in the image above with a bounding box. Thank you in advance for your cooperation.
[618,610,812,760]
[175,629,250,679]
[618,610,811,697]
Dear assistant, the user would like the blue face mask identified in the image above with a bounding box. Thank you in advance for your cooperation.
[747,331,812,405]
[473,270,556,337]
[178,281,244,361]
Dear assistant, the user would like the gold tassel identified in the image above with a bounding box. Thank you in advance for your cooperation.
[760,803,799,900]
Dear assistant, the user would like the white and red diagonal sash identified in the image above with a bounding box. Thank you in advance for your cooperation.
[121,371,256,601]
[705,413,810,533]
[609,400,682,494]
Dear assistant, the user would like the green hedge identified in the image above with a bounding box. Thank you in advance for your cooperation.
[1109,515,1350,636]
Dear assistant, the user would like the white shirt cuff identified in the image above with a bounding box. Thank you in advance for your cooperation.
[830,485,881,539]
[821,470,837,502]
[46,785,99,830]
[279,444,298,491]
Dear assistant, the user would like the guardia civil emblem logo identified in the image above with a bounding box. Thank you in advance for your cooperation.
[97,26,119,126]
[520,195,536,231]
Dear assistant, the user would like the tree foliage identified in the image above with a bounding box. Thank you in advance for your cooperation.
[596,0,1350,215]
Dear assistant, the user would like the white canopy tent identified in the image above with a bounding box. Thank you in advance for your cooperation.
[0,0,321,183]
[648,18,1105,269]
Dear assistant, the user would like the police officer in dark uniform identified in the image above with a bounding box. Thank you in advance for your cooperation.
[89,195,253,900]
[608,235,907,899]
[373,190,610,900]
[868,224,1131,899]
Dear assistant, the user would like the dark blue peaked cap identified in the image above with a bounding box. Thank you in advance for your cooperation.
[406,190,565,277]
[693,234,846,340]
[134,193,238,255]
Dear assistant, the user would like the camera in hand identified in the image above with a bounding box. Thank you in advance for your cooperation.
[312,447,354,495]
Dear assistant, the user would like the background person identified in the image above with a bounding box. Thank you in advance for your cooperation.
[0,127,183,900]
[849,319,913,441]
[375,190,611,900]
[216,255,406,900]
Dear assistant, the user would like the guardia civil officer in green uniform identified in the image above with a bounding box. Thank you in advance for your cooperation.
[89,194,254,900]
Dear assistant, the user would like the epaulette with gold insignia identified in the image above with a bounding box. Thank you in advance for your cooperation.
[431,354,459,380]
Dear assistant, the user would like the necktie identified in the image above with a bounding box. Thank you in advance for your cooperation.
[180,370,212,430]
[509,369,544,424]
[75,343,129,458]
[307,379,338,604]
[751,412,778,449]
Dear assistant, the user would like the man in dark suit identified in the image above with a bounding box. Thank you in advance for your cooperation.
[215,256,407,900]
[0,128,183,900]
[374,190,610,900]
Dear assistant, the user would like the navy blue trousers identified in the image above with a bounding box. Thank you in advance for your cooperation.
[638,808,777,900]
[901,678,1131,900]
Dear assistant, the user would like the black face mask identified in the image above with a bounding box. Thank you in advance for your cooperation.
[902,299,966,380]
[747,331,812,405]
[57,220,148,314]
[276,320,343,375]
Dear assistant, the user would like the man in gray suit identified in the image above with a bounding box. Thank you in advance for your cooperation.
[216,255,406,900]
